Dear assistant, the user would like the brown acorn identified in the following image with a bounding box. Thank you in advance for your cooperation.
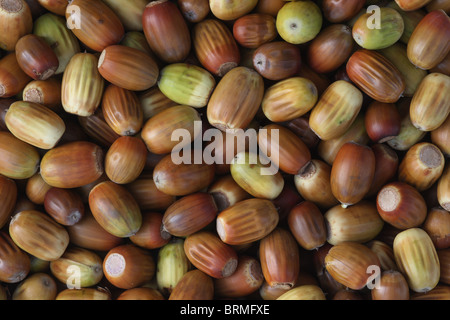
[371,270,410,300]
[25,173,52,205]
[117,287,164,300]
[0,0,33,51]
[193,18,240,77]
[253,41,302,81]
[330,142,376,207]
[233,13,277,49]
[366,143,399,198]
[177,0,210,23]
[9,210,70,261]
[431,114,450,157]
[207,175,251,212]
[56,288,111,300]
[36,0,67,15]
[22,78,62,112]
[89,181,142,238]
[138,87,178,121]
[12,272,57,300]
[0,231,30,284]
[129,212,171,250]
[169,269,214,300]
[0,52,32,98]
[0,174,17,229]
[40,141,104,189]
[65,0,124,52]
[142,0,191,63]
[44,187,85,226]
[367,240,399,272]
[255,0,284,16]
[286,116,321,149]
[364,101,401,143]
[127,177,176,212]
[98,45,159,92]
[184,231,238,278]
[321,0,365,23]
[78,109,121,148]
[346,49,406,103]
[103,244,155,289]
[422,207,450,249]
[437,163,450,211]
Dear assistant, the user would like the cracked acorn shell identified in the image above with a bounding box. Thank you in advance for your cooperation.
[65,0,124,52]
[5,101,65,150]
[9,210,69,261]
[393,228,440,293]
[216,198,279,246]
[0,231,30,284]
[0,0,33,51]
[89,181,142,238]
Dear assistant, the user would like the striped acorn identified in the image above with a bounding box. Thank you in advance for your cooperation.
[157,63,216,108]
[233,13,277,49]
[393,228,440,293]
[309,80,363,141]
[5,101,65,150]
[9,210,70,261]
[409,73,450,131]
[61,53,105,117]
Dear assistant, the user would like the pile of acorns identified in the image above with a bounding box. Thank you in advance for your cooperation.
[0,0,449,300]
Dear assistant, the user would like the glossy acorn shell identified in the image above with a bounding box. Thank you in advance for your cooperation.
[423,207,450,249]
[330,142,376,207]
[409,73,450,131]
[12,272,57,300]
[207,174,251,212]
[347,49,405,103]
[184,231,238,279]
[127,177,176,212]
[22,78,62,112]
[325,242,381,290]
[25,173,52,205]
[5,101,65,150]
[307,24,354,74]
[129,211,170,249]
[162,192,218,238]
[0,131,40,180]
[395,0,433,10]
[437,164,450,211]
[407,10,450,70]
[364,101,401,143]
[216,198,279,246]
[65,0,124,52]
[177,0,210,23]
[77,109,121,148]
[142,0,191,63]
[88,181,142,238]
[9,210,69,261]
[366,143,399,197]
[61,53,104,117]
[98,45,159,92]
[0,175,17,229]
[253,41,302,81]
[105,136,147,184]
[321,0,365,23]
[393,228,440,293]
[0,0,33,51]
[0,231,30,283]
[371,270,410,300]
[261,77,318,123]
[103,244,155,289]
[40,141,104,189]
[169,269,214,300]
[309,80,363,141]
[367,240,399,272]
[193,18,240,77]
[207,66,264,132]
[209,0,257,21]
[36,0,67,15]
[233,13,277,49]
[431,113,450,157]
[286,115,320,149]
[0,52,32,98]
[44,187,85,226]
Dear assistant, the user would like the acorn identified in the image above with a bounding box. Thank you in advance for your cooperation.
[177,0,210,23]
[184,231,238,279]
[324,242,381,290]
[437,164,450,212]
[216,198,279,246]
[61,53,104,117]
[117,287,164,300]
[127,177,176,212]
[207,66,264,132]
[56,288,111,300]
[395,0,433,10]
[286,115,321,149]
[259,228,300,290]
[233,13,277,49]
[33,12,81,75]
[209,0,257,20]
[261,77,318,123]
[65,0,124,52]
[36,0,67,15]
[43,187,85,226]
[438,249,450,284]
[255,0,284,16]
[367,240,399,272]
[101,85,143,137]
[325,201,384,245]
[169,269,214,300]
[22,78,62,112]
[103,244,155,289]
[307,24,354,74]
[346,49,405,103]
[120,31,155,58]
[102,0,147,31]
[0,175,17,229]
[431,114,450,157]
[129,212,171,249]
[287,201,326,251]
[276,285,326,300]
[294,159,339,210]
[330,142,376,207]
[157,63,216,108]
[152,152,216,196]
[12,272,57,300]
[411,285,450,300]
[253,41,302,81]
[9,210,69,261]
[0,131,40,180]
[77,109,121,148]
[364,101,401,143]
[67,211,124,252]
[5,101,65,150]
[192,18,240,77]
[142,0,191,63]
[371,270,410,300]
[0,52,32,98]
[321,0,365,23]
[50,246,103,288]
[98,45,159,92]
[423,207,450,249]
[156,238,191,296]
[398,142,445,191]
[407,9,450,70]
[409,73,450,131]
[393,228,440,293]
[88,181,142,238]
[40,141,104,189]
[25,173,52,205]
[138,87,178,121]
[309,80,363,141]
[0,0,33,51]
[207,175,251,212]
[0,231,30,284]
